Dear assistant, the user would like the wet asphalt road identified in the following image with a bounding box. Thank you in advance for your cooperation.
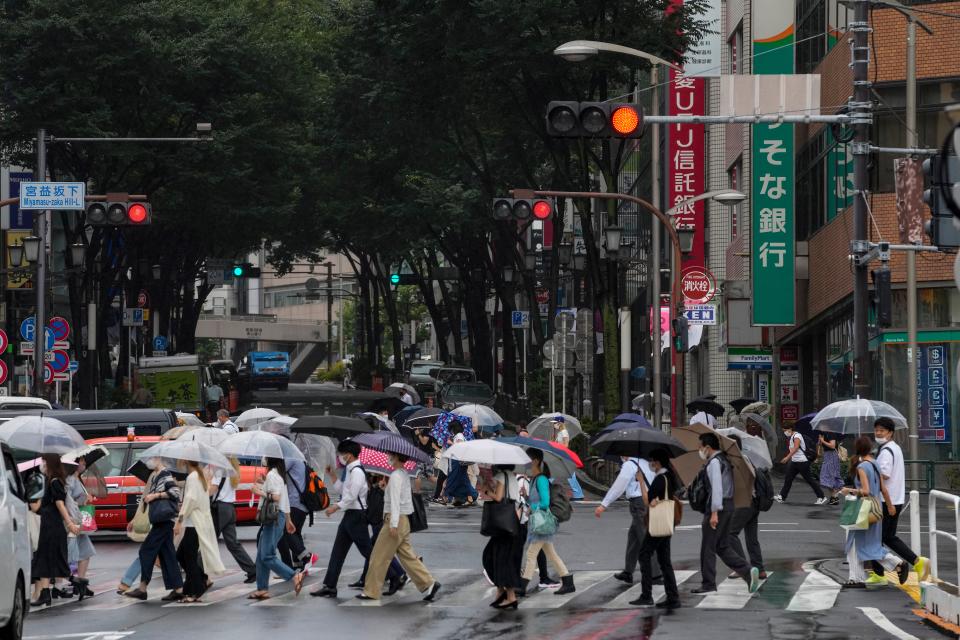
[22,482,944,640]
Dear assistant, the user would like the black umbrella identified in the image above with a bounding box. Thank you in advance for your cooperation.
[729,396,757,415]
[394,404,426,426]
[591,427,686,459]
[402,407,444,429]
[687,396,725,417]
[369,397,408,418]
[127,460,186,484]
[352,432,431,464]
[291,415,375,440]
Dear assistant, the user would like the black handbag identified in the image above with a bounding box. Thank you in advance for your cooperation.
[256,496,280,525]
[147,497,177,525]
[408,493,428,533]
[481,499,519,537]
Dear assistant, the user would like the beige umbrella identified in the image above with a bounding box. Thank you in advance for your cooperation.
[161,424,202,440]
[672,423,755,510]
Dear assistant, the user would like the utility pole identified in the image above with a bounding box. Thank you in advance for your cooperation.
[33,129,47,398]
[325,261,333,369]
[905,16,920,470]
[651,64,664,431]
[851,0,873,398]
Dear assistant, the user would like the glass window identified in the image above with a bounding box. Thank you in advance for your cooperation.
[889,287,960,328]
[3,452,24,499]
[728,157,742,237]
[90,445,129,478]
[728,25,742,75]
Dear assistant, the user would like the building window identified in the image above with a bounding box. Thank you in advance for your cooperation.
[796,130,829,239]
[728,24,742,75]
[728,157,742,237]
[796,0,827,74]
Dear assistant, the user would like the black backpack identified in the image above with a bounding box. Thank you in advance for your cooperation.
[795,432,817,462]
[753,468,775,512]
[688,454,728,513]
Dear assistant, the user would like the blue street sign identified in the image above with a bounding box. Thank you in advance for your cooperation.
[44,328,55,350]
[510,311,529,329]
[684,304,718,326]
[19,181,85,210]
[153,335,168,351]
[19,317,34,342]
[68,360,79,373]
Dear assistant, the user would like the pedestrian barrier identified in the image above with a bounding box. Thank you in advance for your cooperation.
[920,488,960,627]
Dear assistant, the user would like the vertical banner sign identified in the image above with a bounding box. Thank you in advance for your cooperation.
[825,1,853,221]
[751,0,796,325]
[9,172,33,230]
[917,344,950,443]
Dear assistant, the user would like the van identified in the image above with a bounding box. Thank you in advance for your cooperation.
[239,351,290,390]
[0,441,30,639]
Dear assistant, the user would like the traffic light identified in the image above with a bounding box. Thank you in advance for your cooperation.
[491,198,554,221]
[389,273,418,286]
[672,316,689,353]
[872,266,892,327]
[85,199,152,226]
[546,101,644,138]
[923,156,960,247]
[231,262,261,278]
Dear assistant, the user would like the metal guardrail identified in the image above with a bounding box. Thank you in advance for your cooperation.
[928,489,960,587]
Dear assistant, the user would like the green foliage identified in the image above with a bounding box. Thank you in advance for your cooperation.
[316,361,347,383]
[195,338,222,363]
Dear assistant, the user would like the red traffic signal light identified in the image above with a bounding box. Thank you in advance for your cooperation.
[532,200,553,219]
[86,199,152,226]
[128,203,149,224]
[491,198,554,221]
[546,101,644,138]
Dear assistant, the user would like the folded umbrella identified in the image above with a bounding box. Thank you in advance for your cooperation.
[715,427,772,470]
[672,423,755,509]
[441,439,531,466]
[218,430,305,463]
[591,427,686,459]
[497,436,580,477]
[235,407,281,430]
[526,413,583,440]
[811,397,907,435]
[352,431,431,464]
[140,439,236,474]
[291,414,375,440]
[0,415,85,454]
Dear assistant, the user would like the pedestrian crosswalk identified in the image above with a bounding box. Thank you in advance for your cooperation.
[27,564,854,615]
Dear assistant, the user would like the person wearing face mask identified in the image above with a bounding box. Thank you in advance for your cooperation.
[773,424,826,505]
[629,449,680,609]
[870,417,928,581]
[693,433,759,595]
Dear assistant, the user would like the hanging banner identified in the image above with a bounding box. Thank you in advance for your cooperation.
[751,0,796,325]
[683,0,723,78]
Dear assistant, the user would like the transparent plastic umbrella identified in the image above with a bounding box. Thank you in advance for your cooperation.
[235,407,281,430]
[442,440,531,466]
[0,415,85,454]
[140,439,236,475]
[452,404,503,429]
[218,430,305,463]
[253,415,298,437]
[526,413,583,440]
[178,428,230,447]
[716,427,773,470]
[811,397,907,435]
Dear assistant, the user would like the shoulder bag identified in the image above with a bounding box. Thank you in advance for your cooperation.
[128,500,152,542]
[480,473,518,537]
[647,477,677,538]
[408,492,429,533]
[256,495,280,524]
[529,508,557,536]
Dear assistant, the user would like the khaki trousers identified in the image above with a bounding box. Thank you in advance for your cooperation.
[521,541,569,580]
[362,514,434,599]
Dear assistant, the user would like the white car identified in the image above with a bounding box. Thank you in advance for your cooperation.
[0,442,29,639]
[0,397,51,412]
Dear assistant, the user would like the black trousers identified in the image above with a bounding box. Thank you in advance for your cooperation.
[639,535,679,603]
[176,528,205,597]
[433,471,447,500]
[728,506,765,572]
[139,520,183,590]
[278,507,309,568]
[700,500,750,590]
[625,498,660,579]
[872,503,917,575]
[322,510,372,589]
[780,460,824,499]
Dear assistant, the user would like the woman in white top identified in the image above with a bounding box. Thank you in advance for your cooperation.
[358,453,440,602]
[479,465,521,609]
[250,458,305,600]
[175,461,225,603]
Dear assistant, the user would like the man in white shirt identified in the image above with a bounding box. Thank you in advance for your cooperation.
[357,453,441,602]
[773,425,826,505]
[594,456,658,584]
[690,411,717,429]
[872,417,928,580]
[209,467,257,583]
[311,440,374,598]
[216,409,239,435]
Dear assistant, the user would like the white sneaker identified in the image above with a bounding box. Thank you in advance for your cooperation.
[773,494,784,503]
[815,497,828,506]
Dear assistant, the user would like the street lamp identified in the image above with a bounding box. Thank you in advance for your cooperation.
[503,266,515,284]
[152,264,162,280]
[553,40,681,70]
[8,243,23,268]
[676,225,696,254]
[69,243,85,268]
[604,226,624,255]
[573,254,586,272]
[666,189,747,216]
[558,243,573,267]
[22,235,41,264]
[524,252,537,272]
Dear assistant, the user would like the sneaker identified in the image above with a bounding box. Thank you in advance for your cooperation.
[828,496,840,506]
[748,567,760,594]
[656,599,681,610]
[815,497,828,506]
[914,557,930,581]
[539,576,561,589]
[773,495,784,503]
[896,562,910,585]
[629,596,655,606]
[612,571,633,585]
[865,572,887,588]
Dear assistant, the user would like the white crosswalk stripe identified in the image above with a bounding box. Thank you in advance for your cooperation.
[601,570,698,609]
[519,571,609,609]
[787,569,842,611]
[695,572,773,609]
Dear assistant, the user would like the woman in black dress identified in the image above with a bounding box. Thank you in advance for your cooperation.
[31,455,79,607]
[479,465,521,609]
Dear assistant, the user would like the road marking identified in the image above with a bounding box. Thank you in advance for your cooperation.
[695,572,772,609]
[425,570,498,608]
[251,570,327,607]
[602,570,697,609]
[859,606,920,640]
[786,570,841,611]
[163,581,251,607]
[25,634,135,640]
[520,571,610,609]
[342,570,475,608]
[758,530,831,533]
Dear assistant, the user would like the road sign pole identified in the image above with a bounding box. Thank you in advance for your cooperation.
[34,128,47,398]
[522,327,528,399]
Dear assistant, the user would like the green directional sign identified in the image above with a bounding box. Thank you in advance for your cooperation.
[751,0,796,326]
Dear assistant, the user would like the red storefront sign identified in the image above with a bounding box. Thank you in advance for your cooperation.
[667,5,707,271]
[680,267,717,304]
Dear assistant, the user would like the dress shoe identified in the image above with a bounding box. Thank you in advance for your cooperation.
[385,578,403,596]
[161,591,184,602]
[310,585,337,598]
[355,594,376,601]
[494,599,518,610]
[347,580,365,590]
[656,599,681,610]
[629,595,654,606]
[613,571,633,584]
[422,582,441,602]
[489,592,507,607]
[122,588,148,601]
[690,587,716,595]
[244,574,257,584]
[30,588,51,608]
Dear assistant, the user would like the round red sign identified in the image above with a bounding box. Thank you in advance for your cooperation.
[680,268,717,304]
[535,288,549,305]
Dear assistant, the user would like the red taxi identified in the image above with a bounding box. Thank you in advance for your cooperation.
[86,436,261,531]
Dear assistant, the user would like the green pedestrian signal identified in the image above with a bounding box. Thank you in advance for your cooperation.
[233,265,244,277]
[230,262,261,279]
[390,273,401,285]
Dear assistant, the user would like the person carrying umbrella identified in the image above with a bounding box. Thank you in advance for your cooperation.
[519,449,575,596]
[64,455,96,599]
[724,434,766,581]
[174,459,226,603]
[356,452,441,602]
[249,458,307,600]
[552,416,584,501]
[594,454,658,586]
[216,409,239,435]
[30,455,81,608]
[478,464,523,609]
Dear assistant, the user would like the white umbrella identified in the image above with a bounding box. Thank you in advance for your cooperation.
[178,428,230,447]
[140,440,236,475]
[811,397,908,435]
[526,413,583,440]
[0,415,85,454]
[716,427,773,470]
[387,383,420,405]
[452,404,503,429]
[218,430,305,462]
[235,407,281,430]
[441,439,531,466]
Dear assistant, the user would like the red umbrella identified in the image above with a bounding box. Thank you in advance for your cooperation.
[358,447,418,477]
[546,440,583,468]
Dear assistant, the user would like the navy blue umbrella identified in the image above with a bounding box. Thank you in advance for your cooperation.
[394,404,426,426]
